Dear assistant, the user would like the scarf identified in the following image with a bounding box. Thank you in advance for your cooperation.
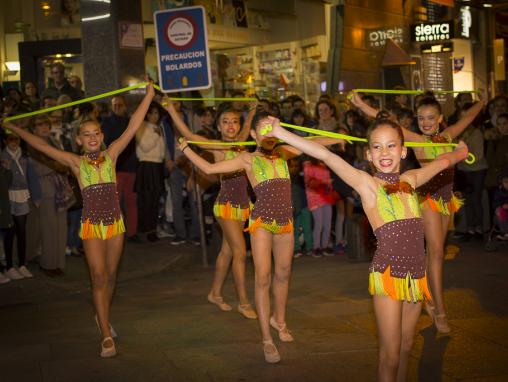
[6,146,24,176]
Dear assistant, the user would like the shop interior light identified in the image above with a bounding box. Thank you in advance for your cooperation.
[65,54,72,57]
[56,54,62,58]
[483,3,492,7]
[5,61,20,71]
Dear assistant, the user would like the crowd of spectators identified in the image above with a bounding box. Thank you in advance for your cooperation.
[0,64,507,283]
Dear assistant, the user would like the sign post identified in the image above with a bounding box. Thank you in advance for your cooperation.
[154,6,212,92]
[154,6,211,267]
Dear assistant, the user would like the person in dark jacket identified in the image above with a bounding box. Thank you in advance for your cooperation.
[0,158,13,283]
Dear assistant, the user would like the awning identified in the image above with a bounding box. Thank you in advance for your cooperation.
[381,38,416,66]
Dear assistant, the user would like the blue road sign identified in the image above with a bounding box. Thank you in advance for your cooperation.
[154,6,211,92]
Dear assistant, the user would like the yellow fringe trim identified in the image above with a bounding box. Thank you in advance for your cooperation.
[419,193,463,216]
[244,216,293,234]
[213,201,252,221]
[80,218,125,240]
[368,266,432,303]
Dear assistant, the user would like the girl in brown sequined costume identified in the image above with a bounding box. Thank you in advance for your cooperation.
[3,83,155,358]
[267,117,469,381]
[164,100,257,319]
[179,111,342,364]
[351,92,485,334]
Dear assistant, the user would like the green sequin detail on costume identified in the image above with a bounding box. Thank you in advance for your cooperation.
[252,155,290,183]
[377,186,421,224]
[224,149,239,160]
[79,152,116,187]
[421,135,453,160]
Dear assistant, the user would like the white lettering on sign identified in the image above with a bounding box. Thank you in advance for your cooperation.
[460,7,472,38]
[160,50,206,62]
[413,22,452,42]
[167,17,194,47]
[368,27,404,48]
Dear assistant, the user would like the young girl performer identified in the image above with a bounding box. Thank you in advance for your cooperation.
[178,111,342,363]
[2,82,155,357]
[265,116,469,381]
[164,100,257,319]
[351,93,484,333]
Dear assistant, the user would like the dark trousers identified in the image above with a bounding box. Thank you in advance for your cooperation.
[463,170,488,230]
[3,214,27,269]
[136,162,164,234]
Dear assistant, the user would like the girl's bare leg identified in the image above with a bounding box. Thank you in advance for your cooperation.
[83,238,112,340]
[250,228,273,341]
[373,295,403,382]
[271,232,294,325]
[213,218,249,305]
[422,206,447,316]
[396,301,422,382]
[105,234,124,307]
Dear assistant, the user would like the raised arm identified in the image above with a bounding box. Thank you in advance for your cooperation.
[238,101,257,141]
[179,139,247,175]
[404,141,469,188]
[1,121,78,169]
[268,118,372,192]
[164,99,207,142]
[442,99,485,139]
[350,91,423,142]
[107,82,155,161]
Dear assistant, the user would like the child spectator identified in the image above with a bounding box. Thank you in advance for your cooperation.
[289,158,313,258]
[303,158,335,257]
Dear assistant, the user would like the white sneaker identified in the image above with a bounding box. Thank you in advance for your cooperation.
[18,266,33,278]
[0,272,10,284]
[6,267,24,280]
[65,247,72,256]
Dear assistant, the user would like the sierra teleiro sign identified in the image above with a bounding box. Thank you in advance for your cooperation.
[411,21,454,42]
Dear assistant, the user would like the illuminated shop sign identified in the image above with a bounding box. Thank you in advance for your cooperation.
[459,6,472,38]
[367,27,404,48]
[411,21,454,42]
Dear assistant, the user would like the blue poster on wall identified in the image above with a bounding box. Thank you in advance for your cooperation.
[154,6,211,92]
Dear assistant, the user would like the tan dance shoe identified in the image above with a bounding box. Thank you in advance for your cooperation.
[207,293,232,311]
[262,340,281,363]
[238,304,258,319]
[270,316,294,342]
[100,337,117,358]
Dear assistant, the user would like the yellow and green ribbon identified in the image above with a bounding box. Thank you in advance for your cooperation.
[3,82,255,123]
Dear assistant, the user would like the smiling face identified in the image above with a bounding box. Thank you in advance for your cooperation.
[76,121,103,152]
[317,102,333,121]
[217,111,241,141]
[417,105,443,136]
[146,107,160,125]
[367,125,406,174]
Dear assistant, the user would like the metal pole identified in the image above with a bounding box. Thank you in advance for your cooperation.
[193,173,209,267]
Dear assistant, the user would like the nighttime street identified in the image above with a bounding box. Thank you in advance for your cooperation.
[1,238,507,382]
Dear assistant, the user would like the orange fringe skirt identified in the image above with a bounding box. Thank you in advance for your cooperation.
[213,201,251,222]
[419,193,463,216]
[79,217,125,240]
[368,266,432,303]
[244,217,293,234]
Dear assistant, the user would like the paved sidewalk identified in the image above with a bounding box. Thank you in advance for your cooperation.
[0,239,507,381]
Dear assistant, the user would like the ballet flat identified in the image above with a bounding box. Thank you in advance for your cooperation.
[262,340,281,363]
[270,316,294,342]
[238,304,258,319]
[100,337,117,358]
[207,293,232,311]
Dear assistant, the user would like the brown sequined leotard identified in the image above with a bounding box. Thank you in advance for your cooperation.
[368,172,431,303]
[213,149,252,221]
[79,152,125,240]
[244,153,293,234]
[416,135,462,215]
